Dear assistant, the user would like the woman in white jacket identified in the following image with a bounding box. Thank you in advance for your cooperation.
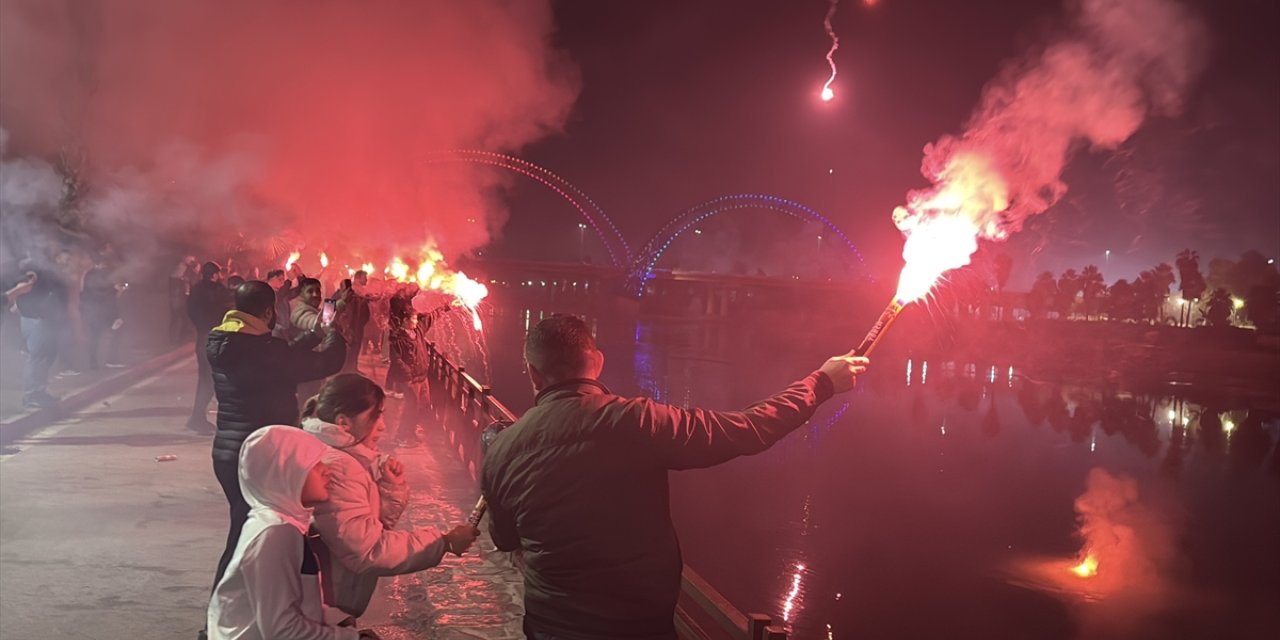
[207,425,380,640]
[302,373,478,623]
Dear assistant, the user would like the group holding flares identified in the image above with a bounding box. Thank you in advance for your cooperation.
[280,246,489,331]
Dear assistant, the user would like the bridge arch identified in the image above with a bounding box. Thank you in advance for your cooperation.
[428,150,631,268]
[628,193,868,295]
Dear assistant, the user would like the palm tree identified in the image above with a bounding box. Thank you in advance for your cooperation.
[1079,265,1105,319]
[1175,249,1206,326]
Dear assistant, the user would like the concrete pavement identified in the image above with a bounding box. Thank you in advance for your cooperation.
[0,354,523,639]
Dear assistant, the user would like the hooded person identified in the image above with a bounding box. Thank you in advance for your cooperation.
[206,425,380,640]
[301,374,477,621]
[205,280,347,617]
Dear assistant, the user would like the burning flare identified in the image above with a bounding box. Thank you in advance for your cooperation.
[284,251,302,271]
[361,245,489,331]
[891,150,1007,303]
[820,0,840,102]
[319,252,330,268]
[1071,553,1099,578]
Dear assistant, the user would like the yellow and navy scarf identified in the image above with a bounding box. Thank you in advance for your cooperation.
[213,310,271,336]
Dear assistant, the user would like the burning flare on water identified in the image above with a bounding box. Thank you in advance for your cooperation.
[1071,553,1099,579]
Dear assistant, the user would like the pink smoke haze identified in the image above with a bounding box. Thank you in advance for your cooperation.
[892,0,1207,295]
[0,0,579,263]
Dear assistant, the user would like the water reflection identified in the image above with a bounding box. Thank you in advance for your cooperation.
[464,307,1280,638]
[900,356,1280,475]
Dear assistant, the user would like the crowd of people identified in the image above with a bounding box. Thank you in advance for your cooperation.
[4,249,128,410]
[9,247,871,640]
[190,277,867,640]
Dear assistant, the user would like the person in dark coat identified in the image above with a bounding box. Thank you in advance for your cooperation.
[168,256,196,343]
[7,256,71,408]
[385,298,450,446]
[186,262,232,432]
[80,258,125,370]
[481,315,868,640]
[204,280,346,600]
[340,271,372,373]
[265,269,295,339]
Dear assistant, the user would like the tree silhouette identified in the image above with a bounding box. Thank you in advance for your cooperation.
[1106,279,1137,321]
[1028,271,1056,320]
[1203,288,1234,327]
[1054,269,1081,318]
[1175,249,1207,326]
[1079,265,1106,319]
[1135,263,1176,323]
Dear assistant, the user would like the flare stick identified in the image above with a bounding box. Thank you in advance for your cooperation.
[853,298,905,357]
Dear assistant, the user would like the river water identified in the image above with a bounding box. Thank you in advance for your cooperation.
[440,301,1280,640]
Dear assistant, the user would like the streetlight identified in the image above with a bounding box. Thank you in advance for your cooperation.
[1105,249,1111,266]
[577,223,586,262]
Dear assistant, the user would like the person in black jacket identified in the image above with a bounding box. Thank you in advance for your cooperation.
[204,280,347,598]
[481,315,869,640]
[338,271,372,373]
[8,256,71,408]
[80,258,125,370]
[385,297,451,446]
[186,262,231,431]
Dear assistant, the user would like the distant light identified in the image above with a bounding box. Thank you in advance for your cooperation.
[1223,419,1236,434]
[1270,259,1276,265]
[577,223,586,230]
[821,86,834,101]
[693,229,702,235]
[1232,297,1245,310]
[827,168,834,175]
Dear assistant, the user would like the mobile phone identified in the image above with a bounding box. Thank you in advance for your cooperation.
[321,299,337,326]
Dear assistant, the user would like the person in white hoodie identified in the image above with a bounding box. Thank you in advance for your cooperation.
[207,425,381,640]
[302,373,478,623]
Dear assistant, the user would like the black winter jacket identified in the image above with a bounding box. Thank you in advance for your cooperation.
[187,280,231,332]
[480,372,835,640]
[206,326,346,463]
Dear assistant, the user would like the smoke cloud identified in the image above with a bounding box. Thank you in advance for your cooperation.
[897,0,1208,242]
[0,0,579,267]
[1071,467,1182,638]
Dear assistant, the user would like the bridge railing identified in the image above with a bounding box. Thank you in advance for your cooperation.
[421,340,789,640]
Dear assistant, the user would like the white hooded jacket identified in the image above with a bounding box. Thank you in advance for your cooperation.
[207,426,359,640]
[303,417,448,618]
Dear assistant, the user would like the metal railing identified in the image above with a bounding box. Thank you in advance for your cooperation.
[423,341,788,640]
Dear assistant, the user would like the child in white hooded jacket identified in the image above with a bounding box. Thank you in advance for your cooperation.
[207,425,381,640]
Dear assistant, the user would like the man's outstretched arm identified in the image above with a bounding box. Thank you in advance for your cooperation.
[626,353,868,470]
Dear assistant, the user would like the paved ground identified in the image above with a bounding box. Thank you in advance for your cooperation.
[0,352,524,640]
[0,289,177,422]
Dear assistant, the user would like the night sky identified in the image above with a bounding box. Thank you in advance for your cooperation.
[492,0,1279,286]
